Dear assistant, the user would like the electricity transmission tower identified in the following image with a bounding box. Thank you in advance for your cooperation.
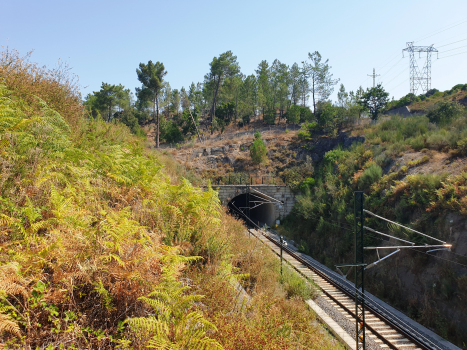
[402,42,438,95]
[367,68,380,88]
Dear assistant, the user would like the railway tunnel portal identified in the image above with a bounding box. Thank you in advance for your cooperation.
[212,185,296,227]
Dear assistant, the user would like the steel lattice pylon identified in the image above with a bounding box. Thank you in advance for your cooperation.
[403,42,438,95]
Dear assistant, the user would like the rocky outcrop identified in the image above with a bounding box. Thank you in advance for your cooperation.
[294,132,365,162]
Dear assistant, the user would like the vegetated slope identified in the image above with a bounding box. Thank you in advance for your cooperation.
[279,99,467,348]
[386,83,467,113]
[0,50,342,349]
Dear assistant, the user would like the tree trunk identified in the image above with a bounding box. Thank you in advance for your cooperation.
[235,92,238,123]
[210,76,222,126]
[312,75,316,114]
[155,96,160,148]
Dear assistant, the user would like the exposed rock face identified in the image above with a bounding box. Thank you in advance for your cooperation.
[211,147,223,155]
[294,132,365,162]
[190,131,365,172]
[206,156,218,168]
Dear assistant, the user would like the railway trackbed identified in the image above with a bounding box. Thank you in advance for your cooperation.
[248,228,448,350]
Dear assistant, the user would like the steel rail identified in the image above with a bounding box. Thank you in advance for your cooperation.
[248,228,396,349]
[252,229,443,350]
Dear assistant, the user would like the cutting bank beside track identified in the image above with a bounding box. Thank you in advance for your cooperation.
[247,228,461,350]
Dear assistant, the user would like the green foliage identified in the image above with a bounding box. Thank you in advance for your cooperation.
[0,81,230,347]
[180,107,200,136]
[300,177,315,193]
[285,104,300,125]
[263,108,276,125]
[250,132,267,165]
[316,102,339,133]
[280,156,314,192]
[279,265,313,300]
[126,249,223,349]
[297,130,311,141]
[84,83,131,122]
[357,164,382,190]
[426,101,464,125]
[215,101,235,125]
[360,84,389,121]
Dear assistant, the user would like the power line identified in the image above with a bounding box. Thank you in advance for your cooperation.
[384,66,409,86]
[437,37,467,48]
[414,19,467,43]
[364,232,467,268]
[439,44,467,53]
[379,58,404,79]
[438,50,467,59]
[389,78,409,91]
[377,52,403,72]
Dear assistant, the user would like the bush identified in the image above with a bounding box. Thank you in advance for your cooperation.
[250,131,267,165]
[286,104,300,125]
[426,101,464,125]
[300,177,315,193]
[358,164,382,190]
[426,131,449,150]
[164,121,184,143]
[409,135,426,150]
[297,129,311,141]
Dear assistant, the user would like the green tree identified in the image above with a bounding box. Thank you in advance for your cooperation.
[239,74,258,121]
[286,104,301,125]
[306,51,339,115]
[290,63,302,106]
[181,107,200,136]
[250,131,268,166]
[215,101,235,125]
[206,51,240,128]
[263,108,276,125]
[360,84,389,121]
[255,60,271,120]
[337,84,348,108]
[180,86,190,110]
[136,60,167,148]
[316,102,339,133]
[85,83,130,122]
[426,101,464,125]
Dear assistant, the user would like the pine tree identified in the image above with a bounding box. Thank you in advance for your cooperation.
[250,131,267,166]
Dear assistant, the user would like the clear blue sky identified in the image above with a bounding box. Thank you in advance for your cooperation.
[2,0,467,103]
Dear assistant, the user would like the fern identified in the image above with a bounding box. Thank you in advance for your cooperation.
[126,249,223,350]
[0,312,21,337]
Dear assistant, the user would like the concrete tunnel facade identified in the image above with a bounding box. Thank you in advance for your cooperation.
[211,185,296,227]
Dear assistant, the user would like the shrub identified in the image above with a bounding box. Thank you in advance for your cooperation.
[250,131,267,165]
[163,121,184,143]
[297,129,311,141]
[286,104,300,125]
[457,137,467,155]
[300,177,315,193]
[426,101,464,125]
[426,132,449,150]
[358,164,382,190]
[409,135,426,150]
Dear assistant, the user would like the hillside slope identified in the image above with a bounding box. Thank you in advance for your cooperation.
[0,50,342,349]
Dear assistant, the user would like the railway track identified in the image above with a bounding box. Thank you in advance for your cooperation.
[248,228,445,350]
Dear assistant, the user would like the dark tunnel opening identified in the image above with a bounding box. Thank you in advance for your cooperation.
[228,191,277,228]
